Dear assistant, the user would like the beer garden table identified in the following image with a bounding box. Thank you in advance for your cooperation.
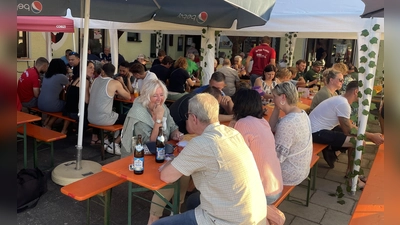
[102,154,180,225]
[17,110,41,168]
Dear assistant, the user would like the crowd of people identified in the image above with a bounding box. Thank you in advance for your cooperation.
[17,37,384,225]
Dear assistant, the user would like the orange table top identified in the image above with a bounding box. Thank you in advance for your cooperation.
[102,155,169,190]
[349,143,384,224]
[17,111,41,125]
[115,94,136,103]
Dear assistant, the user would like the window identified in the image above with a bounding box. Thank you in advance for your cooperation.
[17,31,28,58]
[127,32,141,42]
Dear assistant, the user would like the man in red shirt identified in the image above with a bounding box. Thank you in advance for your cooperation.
[245,36,276,87]
[17,57,49,108]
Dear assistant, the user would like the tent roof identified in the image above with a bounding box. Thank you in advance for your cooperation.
[17,16,74,32]
[67,0,384,39]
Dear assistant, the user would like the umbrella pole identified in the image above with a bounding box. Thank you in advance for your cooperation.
[51,0,102,187]
[75,0,91,170]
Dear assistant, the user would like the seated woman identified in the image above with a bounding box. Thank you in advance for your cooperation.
[230,88,283,205]
[253,64,277,101]
[38,58,70,133]
[269,82,313,186]
[119,80,188,225]
[274,68,292,83]
[63,61,99,142]
[167,56,195,101]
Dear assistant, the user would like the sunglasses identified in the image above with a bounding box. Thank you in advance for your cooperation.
[69,51,80,57]
[338,78,344,83]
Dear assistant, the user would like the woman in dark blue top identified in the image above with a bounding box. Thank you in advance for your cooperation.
[167,57,195,101]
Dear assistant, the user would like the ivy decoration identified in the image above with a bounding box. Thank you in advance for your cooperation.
[361,29,369,37]
[358,67,366,74]
[202,28,206,34]
[368,61,376,68]
[366,73,374,80]
[372,24,380,31]
[359,56,368,63]
[364,88,372,95]
[354,159,361,166]
[207,44,213,49]
[368,51,376,58]
[369,37,378,44]
[362,99,369,106]
[360,44,368,52]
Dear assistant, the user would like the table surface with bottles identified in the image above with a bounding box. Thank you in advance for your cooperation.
[102,155,170,190]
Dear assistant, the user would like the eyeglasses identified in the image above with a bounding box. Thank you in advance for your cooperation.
[185,112,195,120]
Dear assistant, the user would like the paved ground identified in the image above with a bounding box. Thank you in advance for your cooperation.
[16,117,382,225]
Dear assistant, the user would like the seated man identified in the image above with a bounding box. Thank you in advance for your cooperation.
[129,62,158,93]
[309,81,384,171]
[169,86,233,134]
[217,58,240,96]
[132,54,149,71]
[60,49,72,65]
[114,61,134,94]
[152,49,166,66]
[303,60,323,87]
[87,63,131,155]
[194,72,234,121]
[150,56,173,84]
[310,69,343,111]
[17,57,49,108]
[153,93,266,225]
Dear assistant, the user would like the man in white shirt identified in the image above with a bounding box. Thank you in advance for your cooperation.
[152,93,266,225]
[309,81,384,170]
[129,62,158,92]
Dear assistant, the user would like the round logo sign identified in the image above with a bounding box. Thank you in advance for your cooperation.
[196,11,208,24]
[31,1,43,14]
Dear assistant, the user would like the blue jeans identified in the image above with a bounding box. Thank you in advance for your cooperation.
[267,192,282,205]
[186,191,201,210]
[250,74,261,87]
[152,210,197,225]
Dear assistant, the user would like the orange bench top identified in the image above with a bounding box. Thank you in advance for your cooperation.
[17,123,66,142]
[349,143,384,225]
[30,107,76,123]
[88,123,123,132]
[273,185,295,207]
[313,142,328,155]
[61,171,126,201]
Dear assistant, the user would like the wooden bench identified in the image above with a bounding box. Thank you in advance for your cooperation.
[349,143,384,225]
[272,154,320,207]
[273,185,295,207]
[88,124,123,160]
[313,142,329,155]
[29,107,77,123]
[61,171,126,225]
[17,123,67,168]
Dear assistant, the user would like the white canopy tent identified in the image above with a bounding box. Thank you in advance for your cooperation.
[66,0,384,84]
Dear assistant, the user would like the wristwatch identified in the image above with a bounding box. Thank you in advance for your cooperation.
[156,119,162,124]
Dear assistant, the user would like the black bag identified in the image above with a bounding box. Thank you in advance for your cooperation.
[17,168,48,213]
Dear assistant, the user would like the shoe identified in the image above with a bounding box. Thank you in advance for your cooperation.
[322,149,336,168]
[104,139,110,146]
[105,142,121,155]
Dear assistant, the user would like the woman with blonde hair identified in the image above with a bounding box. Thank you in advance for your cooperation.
[167,56,196,100]
[269,82,313,186]
[119,80,188,225]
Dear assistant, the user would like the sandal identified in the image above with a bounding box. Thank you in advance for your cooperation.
[91,139,101,145]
